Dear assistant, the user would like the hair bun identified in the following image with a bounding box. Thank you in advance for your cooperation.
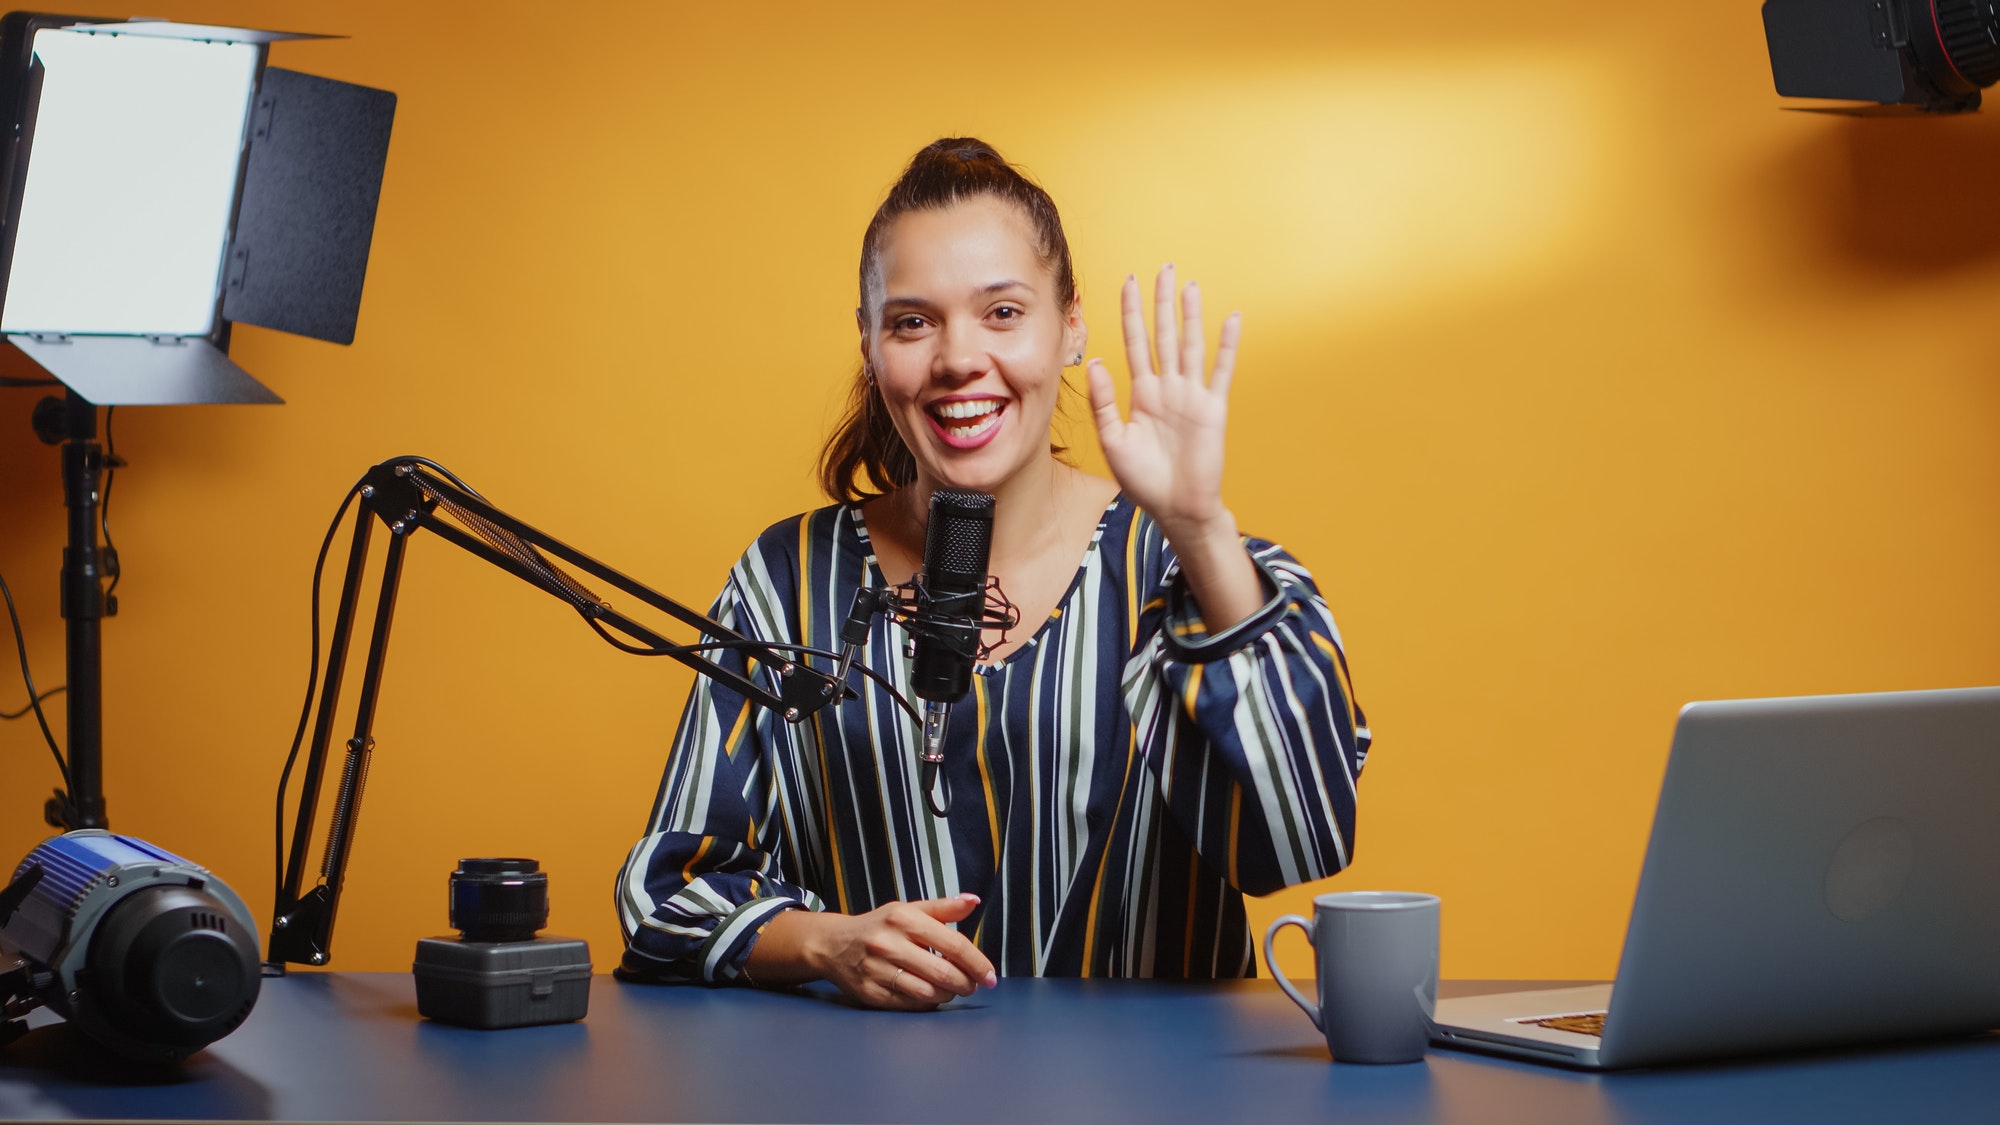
[924,137,1004,165]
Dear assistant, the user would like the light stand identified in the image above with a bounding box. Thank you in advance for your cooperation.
[0,14,396,830]
[27,391,111,828]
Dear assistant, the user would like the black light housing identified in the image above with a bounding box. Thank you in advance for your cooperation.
[1,832,261,1062]
[1763,0,2000,113]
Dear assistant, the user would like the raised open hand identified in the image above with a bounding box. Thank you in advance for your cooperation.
[1086,265,1241,539]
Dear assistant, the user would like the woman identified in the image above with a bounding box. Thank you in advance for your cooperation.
[617,138,1369,1010]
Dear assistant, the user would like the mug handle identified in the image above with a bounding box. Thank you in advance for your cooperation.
[1263,913,1321,1031]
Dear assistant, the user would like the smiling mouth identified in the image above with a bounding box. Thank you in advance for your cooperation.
[928,399,1005,440]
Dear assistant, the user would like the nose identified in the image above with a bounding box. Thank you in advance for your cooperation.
[932,318,988,385]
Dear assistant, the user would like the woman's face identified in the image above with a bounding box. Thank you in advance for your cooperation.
[860,195,1084,497]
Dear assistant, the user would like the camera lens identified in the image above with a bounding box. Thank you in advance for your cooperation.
[1934,0,2000,87]
[448,858,548,943]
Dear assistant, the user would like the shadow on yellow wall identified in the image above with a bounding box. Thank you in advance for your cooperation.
[2,1,1997,983]
[1777,113,2000,274]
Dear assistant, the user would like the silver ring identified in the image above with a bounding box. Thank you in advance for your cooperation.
[891,967,906,992]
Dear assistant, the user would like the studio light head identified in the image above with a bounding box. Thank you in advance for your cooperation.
[1763,0,2000,113]
[0,12,395,404]
[0,10,395,845]
[1,832,260,1062]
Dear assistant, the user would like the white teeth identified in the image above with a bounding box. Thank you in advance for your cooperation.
[929,399,1003,440]
[933,399,1001,420]
[946,412,1001,439]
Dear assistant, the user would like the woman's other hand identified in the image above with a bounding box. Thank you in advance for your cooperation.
[1086,265,1238,539]
[745,893,997,1011]
[1087,266,1265,632]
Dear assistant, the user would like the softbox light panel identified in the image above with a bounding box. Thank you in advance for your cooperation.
[0,13,395,405]
[0,28,256,337]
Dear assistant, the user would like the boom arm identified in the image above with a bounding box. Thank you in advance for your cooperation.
[266,458,845,968]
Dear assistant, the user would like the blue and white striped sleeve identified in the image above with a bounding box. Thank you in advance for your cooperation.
[615,556,823,985]
[1123,537,1370,897]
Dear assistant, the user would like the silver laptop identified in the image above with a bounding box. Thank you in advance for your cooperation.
[1431,687,2000,1069]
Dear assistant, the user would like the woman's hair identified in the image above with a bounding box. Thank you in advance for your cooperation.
[817,137,1078,504]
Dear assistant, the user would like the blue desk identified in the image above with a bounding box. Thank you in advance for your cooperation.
[1,974,1995,1122]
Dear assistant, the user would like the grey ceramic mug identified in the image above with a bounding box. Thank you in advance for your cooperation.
[1263,891,1440,1064]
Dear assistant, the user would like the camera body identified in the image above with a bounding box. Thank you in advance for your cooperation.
[1762,0,2000,113]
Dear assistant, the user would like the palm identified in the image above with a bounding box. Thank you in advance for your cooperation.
[1088,267,1240,531]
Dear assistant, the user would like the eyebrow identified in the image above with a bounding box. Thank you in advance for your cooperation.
[881,280,1033,310]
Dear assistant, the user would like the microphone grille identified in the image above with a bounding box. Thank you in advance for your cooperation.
[924,489,995,581]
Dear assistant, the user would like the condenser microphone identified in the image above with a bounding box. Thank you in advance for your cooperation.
[909,488,995,771]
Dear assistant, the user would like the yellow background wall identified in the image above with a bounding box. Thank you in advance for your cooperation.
[3,1,1997,982]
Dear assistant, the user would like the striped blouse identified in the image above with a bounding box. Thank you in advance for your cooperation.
[616,494,1369,982]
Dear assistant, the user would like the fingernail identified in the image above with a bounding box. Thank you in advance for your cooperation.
[1126,274,1136,284]
[983,972,998,988]
[961,892,981,904]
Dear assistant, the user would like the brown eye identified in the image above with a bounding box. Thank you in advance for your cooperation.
[894,315,925,332]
